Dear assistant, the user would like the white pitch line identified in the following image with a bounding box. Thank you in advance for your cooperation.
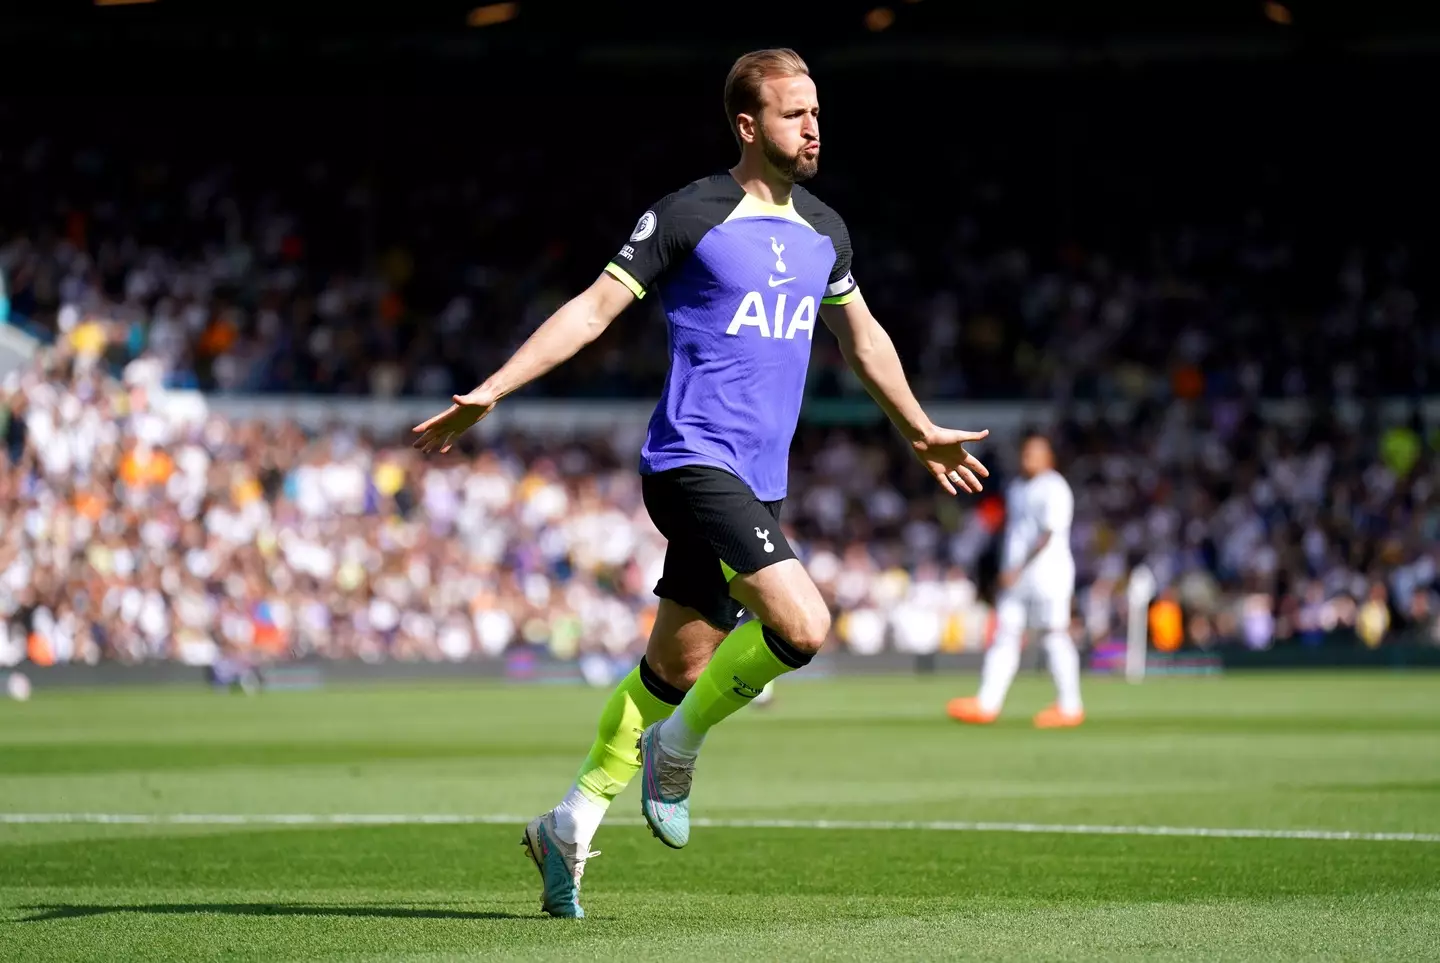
[1,813,1437,843]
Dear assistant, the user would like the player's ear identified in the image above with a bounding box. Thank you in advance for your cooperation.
[735,112,758,145]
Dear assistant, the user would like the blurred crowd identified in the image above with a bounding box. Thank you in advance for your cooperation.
[1,342,1437,669]
[1063,402,1440,652]
[0,343,991,667]
[1,106,1436,406]
[1,93,1438,669]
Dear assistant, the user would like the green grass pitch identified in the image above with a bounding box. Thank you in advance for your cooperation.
[2,671,1438,961]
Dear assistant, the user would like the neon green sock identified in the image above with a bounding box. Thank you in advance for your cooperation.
[574,663,681,805]
[675,620,809,738]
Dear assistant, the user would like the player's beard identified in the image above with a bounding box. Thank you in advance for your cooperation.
[760,129,818,183]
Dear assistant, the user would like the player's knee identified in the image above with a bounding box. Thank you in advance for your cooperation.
[994,608,1026,644]
[644,648,704,691]
[784,601,831,654]
[733,559,830,653]
[990,628,1025,657]
[1043,629,1075,653]
[643,632,710,691]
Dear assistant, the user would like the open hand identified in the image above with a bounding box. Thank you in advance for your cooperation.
[912,426,990,495]
[411,387,498,454]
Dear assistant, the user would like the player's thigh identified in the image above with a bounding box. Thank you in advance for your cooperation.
[641,468,748,633]
[643,465,827,652]
[667,469,829,652]
[729,558,830,653]
[993,590,1029,640]
[644,598,728,690]
[1033,590,1074,635]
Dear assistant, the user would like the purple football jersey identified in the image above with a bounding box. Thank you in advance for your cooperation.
[604,174,858,501]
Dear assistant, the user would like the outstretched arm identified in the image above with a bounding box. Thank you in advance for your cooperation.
[412,273,634,452]
[472,273,634,403]
[819,290,936,444]
[415,190,696,454]
[820,291,990,495]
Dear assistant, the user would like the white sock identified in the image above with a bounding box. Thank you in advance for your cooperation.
[977,624,1023,715]
[1043,630,1083,714]
[656,710,705,760]
[552,784,607,849]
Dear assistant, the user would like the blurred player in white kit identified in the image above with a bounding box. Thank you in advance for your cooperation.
[947,432,1084,728]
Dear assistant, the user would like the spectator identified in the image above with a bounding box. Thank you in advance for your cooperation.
[1,339,1436,667]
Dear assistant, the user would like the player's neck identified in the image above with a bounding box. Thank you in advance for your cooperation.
[729,160,793,207]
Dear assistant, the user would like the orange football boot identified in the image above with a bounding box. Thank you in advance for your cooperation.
[946,697,998,724]
[1032,704,1085,728]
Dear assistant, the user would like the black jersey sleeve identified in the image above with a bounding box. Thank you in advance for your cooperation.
[794,189,859,305]
[604,175,743,300]
[603,191,696,300]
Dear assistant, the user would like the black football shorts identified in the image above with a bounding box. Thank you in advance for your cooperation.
[640,465,796,631]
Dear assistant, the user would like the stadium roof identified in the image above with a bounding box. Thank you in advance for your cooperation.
[8,1,1440,50]
[5,0,1440,88]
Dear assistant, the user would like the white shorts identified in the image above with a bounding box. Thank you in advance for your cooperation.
[996,585,1073,634]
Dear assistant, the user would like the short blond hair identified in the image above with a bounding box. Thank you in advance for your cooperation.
[723,48,810,146]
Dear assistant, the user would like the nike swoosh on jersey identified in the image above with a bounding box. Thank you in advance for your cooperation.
[767,275,797,287]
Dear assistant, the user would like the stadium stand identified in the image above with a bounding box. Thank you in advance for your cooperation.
[2,337,1436,667]
[1,62,1438,668]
